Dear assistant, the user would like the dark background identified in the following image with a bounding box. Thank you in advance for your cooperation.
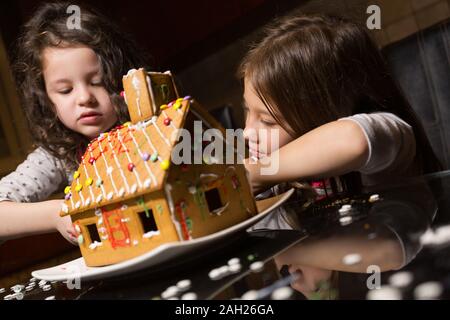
[0,0,300,72]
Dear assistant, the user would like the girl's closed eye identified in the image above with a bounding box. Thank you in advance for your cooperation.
[58,88,72,95]
[260,118,277,127]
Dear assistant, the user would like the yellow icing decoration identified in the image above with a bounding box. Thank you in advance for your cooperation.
[85,178,93,186]
[160,160,170,170]
[173,101,181,110]
[176,98,184,103]
[75,183,83,192]
[160,104,168,110]
[123,121,131,127]
[73,171,80,179]
[64,186,71,194]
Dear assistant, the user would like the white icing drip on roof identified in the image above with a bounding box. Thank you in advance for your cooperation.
[128,128,157,186]
[97,138,119,196]
[117,129,142,189]
[132,74,143,117]
[106,134,130,193]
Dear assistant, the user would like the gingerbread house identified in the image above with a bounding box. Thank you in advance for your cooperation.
[60,69,257,267]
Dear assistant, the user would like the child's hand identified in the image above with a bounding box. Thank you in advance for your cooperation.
[243,158,266,194]
[56,215,78,245]
[275,254,333,299]
[287,264,333,299]
[51,200,78,245]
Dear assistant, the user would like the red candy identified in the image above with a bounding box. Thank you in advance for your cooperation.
[164,118,171,126]
[127,163,135,171]
[120,91,125,97]
[88,157,96,164]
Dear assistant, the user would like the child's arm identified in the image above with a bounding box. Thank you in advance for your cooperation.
[0,147,77,244]
[0,200,62,238]
[0,200,77,244]
[246,120,368,191]
[275,231,403,273]
[272,229,403,297]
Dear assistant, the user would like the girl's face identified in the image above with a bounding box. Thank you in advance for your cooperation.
[42,46,118,140]
[243,78,293,159]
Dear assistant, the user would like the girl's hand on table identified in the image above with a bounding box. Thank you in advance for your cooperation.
[51,200,78,245]
[275,254,333,299]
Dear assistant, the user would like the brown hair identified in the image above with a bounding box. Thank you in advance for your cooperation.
[239,13,442,188]
[13,2,151,171]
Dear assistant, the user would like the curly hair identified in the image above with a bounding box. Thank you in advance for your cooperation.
[13,2,151,171]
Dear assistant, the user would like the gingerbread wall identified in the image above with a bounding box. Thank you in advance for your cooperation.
[73,190,179,267]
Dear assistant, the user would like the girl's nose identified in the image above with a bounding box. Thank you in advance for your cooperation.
[243,126,253,142]
[76,85,96,106]
[243,121,258,143]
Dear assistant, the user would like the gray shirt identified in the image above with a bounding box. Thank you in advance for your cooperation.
[251,112,420,268]
[0,147,71,203]
[340,112,418,186]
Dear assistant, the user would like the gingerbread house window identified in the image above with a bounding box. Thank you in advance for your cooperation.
[138,209,158,234]
[87,223,101,243]
[204,187,224,213]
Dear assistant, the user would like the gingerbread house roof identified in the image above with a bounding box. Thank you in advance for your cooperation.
[60,98,195,216]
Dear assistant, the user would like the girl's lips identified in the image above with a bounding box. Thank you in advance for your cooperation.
[78,114,102,125]
[249,148,265,159]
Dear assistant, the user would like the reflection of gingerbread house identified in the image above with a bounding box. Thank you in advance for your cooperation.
[60,68,257,267]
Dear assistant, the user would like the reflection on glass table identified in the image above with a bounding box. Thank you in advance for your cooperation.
[248,170,448,300]
[2,171,450,300]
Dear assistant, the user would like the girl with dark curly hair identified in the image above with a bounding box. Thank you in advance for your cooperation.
[0,2,150,243]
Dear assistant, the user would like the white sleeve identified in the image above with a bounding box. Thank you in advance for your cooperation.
[0,147,68,203]
[339,113,416,175]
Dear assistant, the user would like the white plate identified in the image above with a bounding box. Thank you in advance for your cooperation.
[32,188,294,282]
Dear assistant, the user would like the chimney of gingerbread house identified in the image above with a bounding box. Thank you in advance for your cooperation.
[122,68,179,123]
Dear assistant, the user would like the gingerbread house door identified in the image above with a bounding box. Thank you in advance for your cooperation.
[101,206,131,249]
